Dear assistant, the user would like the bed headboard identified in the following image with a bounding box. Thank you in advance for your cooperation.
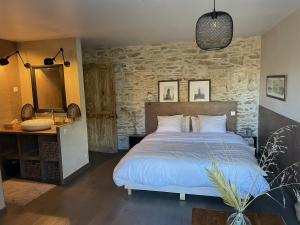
[145,101,237,134]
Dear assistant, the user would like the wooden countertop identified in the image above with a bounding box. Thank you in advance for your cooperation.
[0,124,58,136]
[0,121,76,136]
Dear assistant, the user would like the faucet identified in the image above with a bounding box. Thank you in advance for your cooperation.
[51,109,55,121]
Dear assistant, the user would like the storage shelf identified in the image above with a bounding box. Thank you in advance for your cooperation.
[2,159,21,178]
[22,156,40,161]
[43,161,60,183]
[0,150,18,157]
[1,133,62,185]
[4,153,20,160]
[21,150,40,161]
[42,159,59,162]
[22,160,42,180]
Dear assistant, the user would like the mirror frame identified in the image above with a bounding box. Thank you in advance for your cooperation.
[30,64,67,113]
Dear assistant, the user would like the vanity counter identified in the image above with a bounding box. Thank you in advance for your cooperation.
[0,122,74,136]
[0,120,88,185]
[0,125,57,136]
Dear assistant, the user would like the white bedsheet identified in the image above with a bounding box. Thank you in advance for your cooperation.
[113,132,269,197]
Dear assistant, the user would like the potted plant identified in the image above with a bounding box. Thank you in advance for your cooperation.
[293,188,300,221]
[206,125,300,225]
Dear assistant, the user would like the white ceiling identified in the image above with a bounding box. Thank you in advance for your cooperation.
[1,0,300,48]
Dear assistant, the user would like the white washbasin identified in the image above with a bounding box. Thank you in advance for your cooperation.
[21,119,54,131]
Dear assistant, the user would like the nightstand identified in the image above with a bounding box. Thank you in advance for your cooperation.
[129,134,146,149]
[241,135,258,157]
[241,135,257,148]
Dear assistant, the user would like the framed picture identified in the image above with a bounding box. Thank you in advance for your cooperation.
[266,75,287,101]
[158,80,179,102]
[188,80,211,102]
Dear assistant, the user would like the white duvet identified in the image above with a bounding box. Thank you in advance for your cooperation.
[113,132,269,197]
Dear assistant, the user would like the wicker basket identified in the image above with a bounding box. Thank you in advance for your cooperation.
[40,142,59,161]
[45,162,60,182]
[23,161,41,179]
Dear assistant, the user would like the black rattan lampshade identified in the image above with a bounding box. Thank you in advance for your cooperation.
[196,10,233,51]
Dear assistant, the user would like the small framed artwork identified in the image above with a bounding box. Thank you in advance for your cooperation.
[158,80,179,102]
[188,80,211,102]
[266,75,287,101]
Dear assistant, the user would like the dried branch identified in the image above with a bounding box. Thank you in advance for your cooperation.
[206,125,300,214]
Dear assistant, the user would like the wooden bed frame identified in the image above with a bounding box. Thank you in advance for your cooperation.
[145,101,237,134]
[125,101,238,200]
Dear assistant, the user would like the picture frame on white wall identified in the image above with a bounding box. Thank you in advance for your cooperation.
[158,80,179,102]
[188,80,211,102]
[266,75,287,101]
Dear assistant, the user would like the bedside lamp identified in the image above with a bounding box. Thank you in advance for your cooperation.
[146,92,153,102]
[245,128,253,136]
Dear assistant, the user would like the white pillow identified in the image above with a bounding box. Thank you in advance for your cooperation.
[197,115,227,133]
[181,116,191,133]
[156,115,183,133]
[191,116,199,133]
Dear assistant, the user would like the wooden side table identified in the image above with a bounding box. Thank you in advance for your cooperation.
[241,135,258,158]
[192,208,285,225]
[129,134,146,149]
[241,135,258,149]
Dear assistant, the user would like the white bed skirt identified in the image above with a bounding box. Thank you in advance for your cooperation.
[124,182,220,200]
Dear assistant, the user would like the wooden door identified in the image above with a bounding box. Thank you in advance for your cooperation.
[83,63,117,153]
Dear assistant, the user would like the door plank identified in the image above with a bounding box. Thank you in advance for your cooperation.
[83,64,117,153]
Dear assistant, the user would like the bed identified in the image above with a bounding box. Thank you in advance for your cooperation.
[113,102,269,200]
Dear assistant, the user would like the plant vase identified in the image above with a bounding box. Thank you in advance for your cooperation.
[295,202,300,222]
[226,212,252,225]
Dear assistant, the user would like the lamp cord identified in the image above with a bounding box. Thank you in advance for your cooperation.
[16,51,26,66]
[52,48,63,61]
[52,48,68,65]
[61,50,67,63]
[4,51,29,68]
[213,0,216,12]
[6,51,18,59]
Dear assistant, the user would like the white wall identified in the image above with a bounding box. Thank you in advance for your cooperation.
[260,8,300,122]
[60,39,89,179]
[60,122,89,179]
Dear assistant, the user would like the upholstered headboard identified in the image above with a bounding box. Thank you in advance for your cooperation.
[145,101,237,134]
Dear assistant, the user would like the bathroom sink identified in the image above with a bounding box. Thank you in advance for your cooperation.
[21,119,54,131]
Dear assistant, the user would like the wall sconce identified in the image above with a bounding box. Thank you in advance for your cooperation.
[44,48,70,67]
[0,51,31,68]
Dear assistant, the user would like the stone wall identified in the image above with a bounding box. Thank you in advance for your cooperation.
[83,37,261,149]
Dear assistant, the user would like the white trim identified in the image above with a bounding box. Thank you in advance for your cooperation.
[179,193,186,201]
[127,189,132,196]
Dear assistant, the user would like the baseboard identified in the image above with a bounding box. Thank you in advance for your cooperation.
[62,163,91,185]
